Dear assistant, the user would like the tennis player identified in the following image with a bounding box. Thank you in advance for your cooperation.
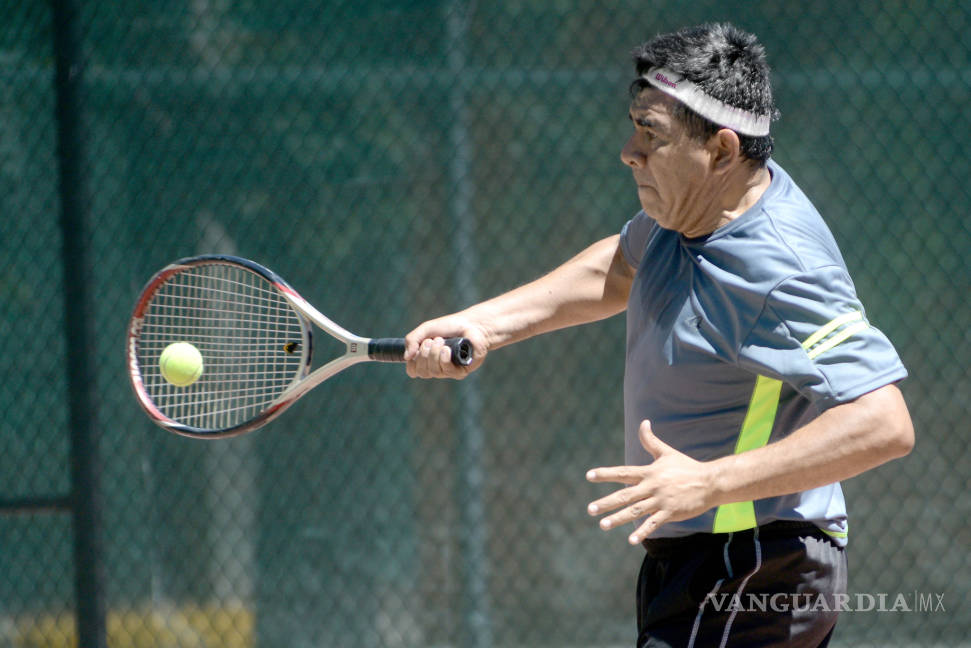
[405,22,914,647]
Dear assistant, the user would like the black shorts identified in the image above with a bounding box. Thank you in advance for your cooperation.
[637,521,847,648]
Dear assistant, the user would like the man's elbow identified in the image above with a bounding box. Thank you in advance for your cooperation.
[886,411,915,459]
[873,384,915,460]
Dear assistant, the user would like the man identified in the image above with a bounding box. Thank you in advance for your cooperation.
[404,23,913,647]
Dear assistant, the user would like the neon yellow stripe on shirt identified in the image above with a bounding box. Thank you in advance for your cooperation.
[820,526,849,539]
[802,310,870,360]
[712,500,756,534]
[805,321,869,359]
[802,311,863,351]
[712,375,783,534]
[733,375,784,454]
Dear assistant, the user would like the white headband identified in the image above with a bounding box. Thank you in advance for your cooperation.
[643,67,771,137]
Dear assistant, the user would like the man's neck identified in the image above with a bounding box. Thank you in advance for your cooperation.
[682,164,771,238]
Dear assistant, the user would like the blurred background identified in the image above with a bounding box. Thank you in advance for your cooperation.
[1,1,968,646]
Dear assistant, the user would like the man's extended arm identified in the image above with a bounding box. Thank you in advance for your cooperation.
[404,234,634,378]
[587,383,915,544]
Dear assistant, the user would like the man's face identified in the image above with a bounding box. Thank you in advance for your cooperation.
[621,88,715,234]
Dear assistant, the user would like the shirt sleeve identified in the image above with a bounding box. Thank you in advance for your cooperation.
[739,265,908,411]
[619,211,656,267]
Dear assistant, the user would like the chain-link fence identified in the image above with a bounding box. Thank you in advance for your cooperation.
[2,1,969,647]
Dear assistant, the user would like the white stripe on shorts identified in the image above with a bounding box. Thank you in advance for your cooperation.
[687,532,734,648]
[720,527,763,648]
[686,528,765,648]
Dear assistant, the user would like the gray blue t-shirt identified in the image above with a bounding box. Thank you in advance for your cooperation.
[619,159,907,546]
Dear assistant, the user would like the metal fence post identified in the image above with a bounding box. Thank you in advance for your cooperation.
[447,2,492,646]
[51,1,107,646]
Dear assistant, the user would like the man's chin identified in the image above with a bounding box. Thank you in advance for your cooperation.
[638,202,671,227]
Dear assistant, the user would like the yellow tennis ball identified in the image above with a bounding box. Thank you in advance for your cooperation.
[159,342,204,387]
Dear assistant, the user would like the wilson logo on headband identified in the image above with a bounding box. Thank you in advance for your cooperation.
[653,72,679,89]
[643,66,771,137]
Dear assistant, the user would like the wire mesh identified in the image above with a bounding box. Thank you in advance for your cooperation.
[1,2,969,646]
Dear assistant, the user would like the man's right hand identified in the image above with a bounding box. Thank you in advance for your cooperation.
[403,314,489,379]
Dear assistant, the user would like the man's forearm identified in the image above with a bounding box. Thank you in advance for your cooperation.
[708,384,914,507]
[465,234,634,349]
[587,383,914,544]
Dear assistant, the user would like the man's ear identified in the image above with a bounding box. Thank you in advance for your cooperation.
[709,128,741,173]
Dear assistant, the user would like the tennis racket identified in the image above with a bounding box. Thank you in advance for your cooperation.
[127,254,472,439]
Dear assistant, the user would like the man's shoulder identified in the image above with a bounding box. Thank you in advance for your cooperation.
[715,161,848,278]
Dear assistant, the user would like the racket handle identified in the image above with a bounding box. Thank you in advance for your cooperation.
[368,337,473,366]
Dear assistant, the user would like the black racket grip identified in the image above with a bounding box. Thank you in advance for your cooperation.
[368,337,473,366]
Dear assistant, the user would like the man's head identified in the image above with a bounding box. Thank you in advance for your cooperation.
[621,24,778,236]
[630,23,777,164]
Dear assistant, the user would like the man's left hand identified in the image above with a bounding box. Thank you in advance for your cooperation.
[586,420,718,545]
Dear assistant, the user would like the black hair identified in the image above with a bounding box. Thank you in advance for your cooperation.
[630,23,779,164]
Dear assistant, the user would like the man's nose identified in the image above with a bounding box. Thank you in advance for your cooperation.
[621,135,645,168]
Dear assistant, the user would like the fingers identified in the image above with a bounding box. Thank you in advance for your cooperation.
[406,336,462,379]
[403,322,443,363]
[586,467,644,485]
[629,511,670,545]
[586,446,666,544]
[638,420,671,459]
[586,479,652,523]
[585,467,655,531]
[588,487,664,544]
[404,316,488,379]
[585,421,659,482]
[404,316,461,379]
[586,483,671,545]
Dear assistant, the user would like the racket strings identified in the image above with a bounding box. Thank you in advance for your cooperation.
[136,263,307,431]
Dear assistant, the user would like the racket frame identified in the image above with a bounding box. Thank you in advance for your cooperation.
[128,255,419,438]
